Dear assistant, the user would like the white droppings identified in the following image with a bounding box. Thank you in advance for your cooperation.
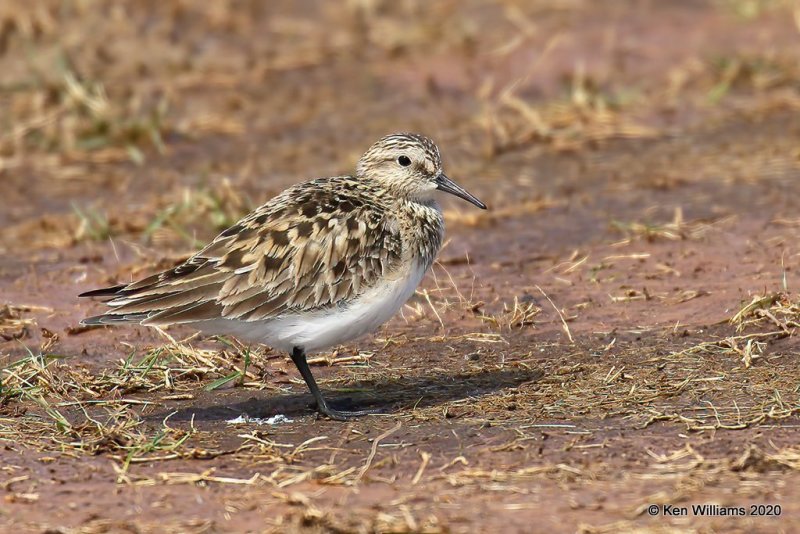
[225,414,293,425]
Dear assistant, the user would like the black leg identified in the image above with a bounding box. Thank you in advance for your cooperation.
[290,347,379,420]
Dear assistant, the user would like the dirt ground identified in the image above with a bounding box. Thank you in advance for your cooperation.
[2,1,800,532]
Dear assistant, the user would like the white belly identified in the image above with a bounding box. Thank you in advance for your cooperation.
[196,261,428,353]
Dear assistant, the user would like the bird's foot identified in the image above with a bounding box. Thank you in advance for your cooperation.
[315,402,382,421]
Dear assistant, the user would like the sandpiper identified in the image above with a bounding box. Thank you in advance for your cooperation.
[80,133,486,420]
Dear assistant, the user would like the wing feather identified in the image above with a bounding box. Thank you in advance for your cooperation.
[81,178,403,326]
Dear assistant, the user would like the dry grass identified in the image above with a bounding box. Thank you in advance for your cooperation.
[0,349,195,474]
[644,291,800,376]
[0,331,256,462]
[730,291,800,334]
[0,304,46,341]
[476,65,660,157]
[715,0,800,21]
[2,69,170,164]
[140,179,253,248]
[611,208,734,243]
[620,293,800,429]
[2,179,252,252]
[477,296,541,330]
[0,332,396,494]
[473,1,800,162]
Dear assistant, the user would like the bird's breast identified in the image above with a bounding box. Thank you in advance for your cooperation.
[401,201,444,270]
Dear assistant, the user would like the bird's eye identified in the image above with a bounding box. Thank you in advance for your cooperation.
[397,155,412,167]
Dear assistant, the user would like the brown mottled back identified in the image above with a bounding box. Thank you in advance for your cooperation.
[95,177,404,324]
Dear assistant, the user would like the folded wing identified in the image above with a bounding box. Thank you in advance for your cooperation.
[80,179,403,326]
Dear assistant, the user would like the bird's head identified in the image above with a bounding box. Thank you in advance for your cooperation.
[356,133,486,209]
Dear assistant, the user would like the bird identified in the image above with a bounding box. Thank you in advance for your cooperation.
[79,133,487,420]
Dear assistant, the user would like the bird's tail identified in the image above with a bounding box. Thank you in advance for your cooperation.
[78,285,127,299]
[79,284,146,326]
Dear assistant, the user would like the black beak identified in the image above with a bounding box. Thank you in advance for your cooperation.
[435,174,487,209]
